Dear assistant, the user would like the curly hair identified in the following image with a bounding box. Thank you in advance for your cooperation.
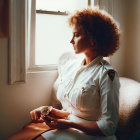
[68,8,120,57]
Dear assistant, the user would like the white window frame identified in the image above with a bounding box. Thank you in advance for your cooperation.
[8,0,27,84]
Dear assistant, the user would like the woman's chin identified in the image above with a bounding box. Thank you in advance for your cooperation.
[74,50,80,54]
[74,51,82,54]
[75,52,79,54]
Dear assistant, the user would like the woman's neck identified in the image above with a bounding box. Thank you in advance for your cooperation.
[83,52,98,65]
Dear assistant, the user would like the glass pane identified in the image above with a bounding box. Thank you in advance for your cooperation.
[35,14,73,65]
[36,0,88,13]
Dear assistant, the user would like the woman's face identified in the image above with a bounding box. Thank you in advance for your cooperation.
[70,26,92,54]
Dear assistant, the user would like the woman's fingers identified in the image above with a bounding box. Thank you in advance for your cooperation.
[41,115,58,129]
[30,108,41,121]
[30,111,34,120]
[30,106,62,122]
[32,118,44,123]
[41,115,70,130]
[41,115,55,121]
[34,111,37,120]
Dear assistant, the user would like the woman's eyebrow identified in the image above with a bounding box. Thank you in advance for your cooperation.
[73,31,81,34]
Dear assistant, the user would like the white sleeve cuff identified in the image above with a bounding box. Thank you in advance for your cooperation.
[97,119,116,136]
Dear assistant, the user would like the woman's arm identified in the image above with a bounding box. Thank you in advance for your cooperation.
[42,115,104,136]
[70,120,105,136]
[43,70,119,136]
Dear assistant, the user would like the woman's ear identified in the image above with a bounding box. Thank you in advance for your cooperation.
[90,38,95,47]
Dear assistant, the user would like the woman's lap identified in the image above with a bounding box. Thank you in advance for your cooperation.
[35,136,46,140]
[41,128,114,140]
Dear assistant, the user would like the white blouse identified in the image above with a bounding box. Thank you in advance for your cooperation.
[42,56,120,140]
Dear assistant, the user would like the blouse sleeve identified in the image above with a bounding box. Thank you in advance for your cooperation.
[96,69,120,136]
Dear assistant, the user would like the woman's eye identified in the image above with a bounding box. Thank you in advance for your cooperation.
[75,34,80,37]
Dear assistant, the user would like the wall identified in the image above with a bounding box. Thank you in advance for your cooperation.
[0,38,58,140]
[111,0,140,82]
[121,0,140,82]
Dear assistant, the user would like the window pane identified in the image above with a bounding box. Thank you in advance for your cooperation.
[36,0,88,12]
[35,14,73,65]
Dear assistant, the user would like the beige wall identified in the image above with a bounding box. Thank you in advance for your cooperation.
[110,0,140,82]
[0,39,58,139]
[0,1,140,139]
[121,0,140,82]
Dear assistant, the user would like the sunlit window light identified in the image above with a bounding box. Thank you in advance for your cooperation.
[35,0,93,65]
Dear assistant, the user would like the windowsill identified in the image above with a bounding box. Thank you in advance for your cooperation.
[27,64,58,73]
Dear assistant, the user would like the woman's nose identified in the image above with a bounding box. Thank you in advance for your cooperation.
[70,37,74,44]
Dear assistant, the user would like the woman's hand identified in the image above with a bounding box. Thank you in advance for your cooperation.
[50,108,70,119]
[30,106,70,123]
[41,115,72,130]
[30,106,47,122]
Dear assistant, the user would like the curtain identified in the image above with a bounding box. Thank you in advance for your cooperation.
[94,0,121,23]
[0,0,9,37]
[8,0,32,84]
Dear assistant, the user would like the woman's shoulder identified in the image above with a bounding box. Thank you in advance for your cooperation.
[99,59,117,73]
[97,59,119,81]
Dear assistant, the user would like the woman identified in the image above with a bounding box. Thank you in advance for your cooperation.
[30,8,120,140]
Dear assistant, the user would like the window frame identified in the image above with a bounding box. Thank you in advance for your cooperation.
[28,0,94,72]
[8,0,27,84]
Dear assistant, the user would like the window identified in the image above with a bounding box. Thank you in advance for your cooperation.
[8,0,116,83]
[29,0,94,70]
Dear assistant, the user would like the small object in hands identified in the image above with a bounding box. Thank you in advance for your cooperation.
[41,106,53,116]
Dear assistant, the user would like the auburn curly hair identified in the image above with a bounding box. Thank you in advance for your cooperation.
[68,8,120,57]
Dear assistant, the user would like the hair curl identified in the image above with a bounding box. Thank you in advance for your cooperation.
[68,8,120,57]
